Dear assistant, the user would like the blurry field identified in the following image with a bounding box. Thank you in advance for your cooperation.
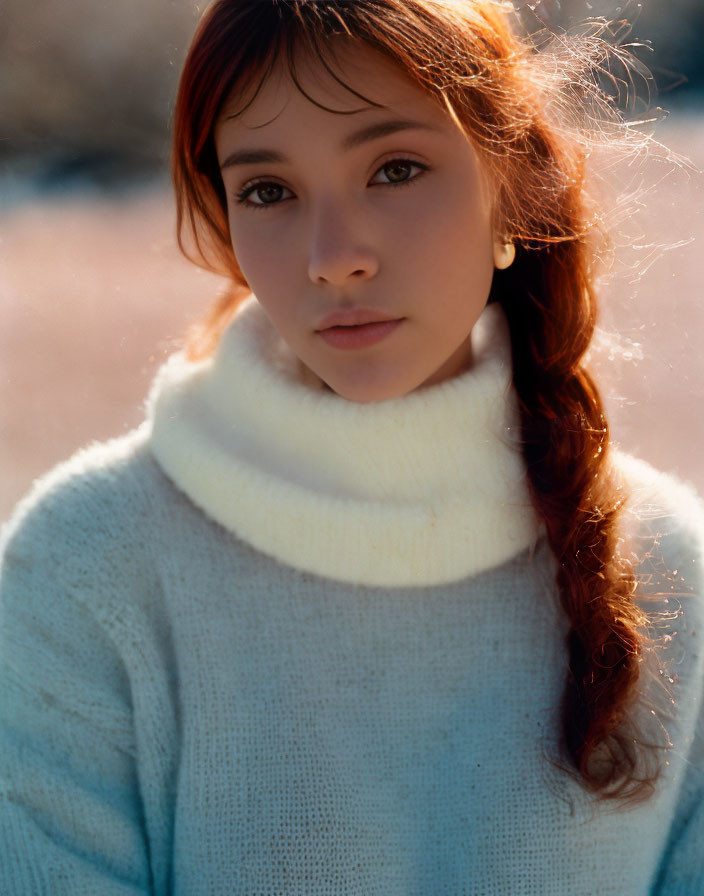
[1,114,703,521]
[0,182,224,519]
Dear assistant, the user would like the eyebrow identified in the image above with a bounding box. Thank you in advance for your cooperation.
[219,118,440,170]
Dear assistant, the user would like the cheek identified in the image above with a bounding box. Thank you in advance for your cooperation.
[228,218,293,293]
[392,188,494,290]
[404,167,491,241]
[436,176,494,250]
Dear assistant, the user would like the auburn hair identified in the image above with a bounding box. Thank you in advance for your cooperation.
[172,0,661,799]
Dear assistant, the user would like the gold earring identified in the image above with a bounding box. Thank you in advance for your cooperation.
[494,242,516,270]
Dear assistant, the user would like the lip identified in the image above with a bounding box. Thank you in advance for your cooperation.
[316,318,404,350]
[315,307,402,331]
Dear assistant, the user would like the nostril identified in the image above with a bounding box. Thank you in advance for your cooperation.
[308,248,379,286]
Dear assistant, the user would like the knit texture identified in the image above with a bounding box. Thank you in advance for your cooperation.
[1,299,703,895]
[149,298,540,586]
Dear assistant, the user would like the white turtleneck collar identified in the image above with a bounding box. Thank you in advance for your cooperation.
[148,297,540,587]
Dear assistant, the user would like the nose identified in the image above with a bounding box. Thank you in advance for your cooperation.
[307,202,379,286]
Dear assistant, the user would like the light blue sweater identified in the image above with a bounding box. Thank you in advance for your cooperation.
[1,301,703,894]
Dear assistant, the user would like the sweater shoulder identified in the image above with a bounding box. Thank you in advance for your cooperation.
[613,452,704,636]
[614,450,704,520]
[614,453,704,723]
[614,451,704,589]
[0,424,167,596]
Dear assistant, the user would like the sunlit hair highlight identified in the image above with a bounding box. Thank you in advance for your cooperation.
[172,0,667,800]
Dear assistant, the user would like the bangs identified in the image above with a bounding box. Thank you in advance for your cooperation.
[210,3,447,135]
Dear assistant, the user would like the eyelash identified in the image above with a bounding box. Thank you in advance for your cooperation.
[234,158,430,211]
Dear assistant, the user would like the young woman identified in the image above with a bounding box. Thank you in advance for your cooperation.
[1,1,702,893]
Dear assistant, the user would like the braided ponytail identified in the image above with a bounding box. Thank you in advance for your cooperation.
[494,238,652,798]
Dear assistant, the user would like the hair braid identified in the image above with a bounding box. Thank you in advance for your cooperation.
[495,241,648,797]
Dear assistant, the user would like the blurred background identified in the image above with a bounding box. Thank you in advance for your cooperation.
[1,0,703,520]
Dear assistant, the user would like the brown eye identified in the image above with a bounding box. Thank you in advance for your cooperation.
[253,184,285,204]
[370,158,429,188]
[236,180,293,208]
[383,161,413,183]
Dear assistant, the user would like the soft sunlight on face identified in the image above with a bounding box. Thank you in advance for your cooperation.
[215,41,498,403]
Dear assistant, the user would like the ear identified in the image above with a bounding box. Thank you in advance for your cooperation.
[493,241,516,270]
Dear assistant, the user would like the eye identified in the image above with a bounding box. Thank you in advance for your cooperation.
[235,180,294,209]
[371,158,429,187]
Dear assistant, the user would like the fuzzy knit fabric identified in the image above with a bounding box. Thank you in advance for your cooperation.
[1,298,703,895]
[149,298,540,587]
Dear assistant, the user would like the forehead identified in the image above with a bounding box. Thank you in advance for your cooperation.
[217,39,449,131]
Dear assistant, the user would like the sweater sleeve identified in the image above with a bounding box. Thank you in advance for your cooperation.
[627,459,704,896]
[0,481,153,894]
[650,707,704,895]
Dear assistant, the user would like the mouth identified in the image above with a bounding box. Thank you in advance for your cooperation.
[315,307,402,331]
[316,317,404,350]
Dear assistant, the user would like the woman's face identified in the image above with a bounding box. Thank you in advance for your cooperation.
[215,42,497,403]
